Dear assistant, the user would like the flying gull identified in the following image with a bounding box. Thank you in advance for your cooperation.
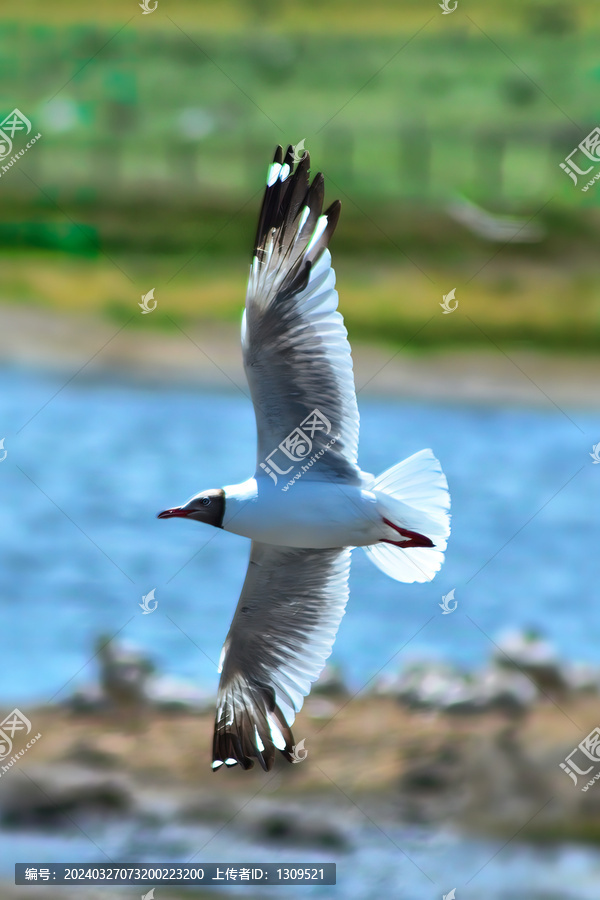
[158,145,451,771]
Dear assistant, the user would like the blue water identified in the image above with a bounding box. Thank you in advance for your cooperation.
[2,819,600,899]
[0,364,598,703]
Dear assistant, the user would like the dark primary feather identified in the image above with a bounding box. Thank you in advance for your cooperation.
[212,680,294,772]
[251,144,341,303]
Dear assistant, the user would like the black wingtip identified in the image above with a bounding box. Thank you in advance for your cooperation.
[283,144,295,167]
[323,199,342,246]
[212,681,295,773]
[248,143,341,304]
[325,198,342,222]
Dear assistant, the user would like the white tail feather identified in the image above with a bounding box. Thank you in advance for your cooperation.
[362,449,450,583]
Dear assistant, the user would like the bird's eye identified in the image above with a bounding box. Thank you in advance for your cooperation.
[201,497,211,506]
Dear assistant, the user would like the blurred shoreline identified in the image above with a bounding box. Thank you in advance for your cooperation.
[2,303,599,407]
[2,692,600,848]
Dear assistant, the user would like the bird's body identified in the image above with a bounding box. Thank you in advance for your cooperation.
[158,144,451,771]
[223,478,380,548]
[222,476,446,551]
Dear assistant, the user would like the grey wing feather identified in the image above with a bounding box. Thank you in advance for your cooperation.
[212,541,350,771]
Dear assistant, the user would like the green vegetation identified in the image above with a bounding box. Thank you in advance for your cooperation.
[0,1,599,350]
[4,248,599,352]
[9,0,600,34]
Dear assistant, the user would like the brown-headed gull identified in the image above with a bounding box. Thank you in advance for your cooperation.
[158,145,451,771]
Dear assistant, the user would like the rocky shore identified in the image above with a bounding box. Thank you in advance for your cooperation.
[2,633,600,900]
[4,697,599,832]
[3,656,600,847]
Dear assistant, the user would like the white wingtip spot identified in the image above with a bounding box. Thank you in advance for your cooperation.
[217,642,228,674]
[267,715,286,751]
[279,163,290,181]
[225,757,238,767]
[254,726,265,753]
[212,760,224,770]
[306,215,328,254]
[298,205,310,232]
[267,162,282,187]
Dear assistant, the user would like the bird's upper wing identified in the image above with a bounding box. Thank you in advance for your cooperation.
[242,145,361,486]
[212,541,351,771]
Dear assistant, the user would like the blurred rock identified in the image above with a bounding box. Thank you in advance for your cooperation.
[383,662,471,710]
[69,638,215,718]
[0,764,133,828]
[146,675,214,714]
[178,796,238,824]
[63,740,121,769]
[399,739,473,823]
[239,801,350,850]
[563,661,600,694]
[493,628,568,695]
[399,722,554,828]
[475,665,538,713]
[66,683,106,714]
[96,635,155,722]
[377,630,600,716]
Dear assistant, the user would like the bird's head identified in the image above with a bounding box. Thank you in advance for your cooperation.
[157,488,225,528]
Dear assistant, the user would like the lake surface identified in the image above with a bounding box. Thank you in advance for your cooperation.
[1,363,599,897]
[1,364,598,704]
[1,817,600,899]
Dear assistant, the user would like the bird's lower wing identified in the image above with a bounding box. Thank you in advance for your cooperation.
[212,541,351,771]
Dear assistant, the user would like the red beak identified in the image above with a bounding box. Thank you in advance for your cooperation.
[157,507,191,519]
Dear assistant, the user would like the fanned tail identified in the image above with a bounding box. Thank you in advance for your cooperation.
[363,449,451,584]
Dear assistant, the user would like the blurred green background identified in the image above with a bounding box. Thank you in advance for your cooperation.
[1,0,599,350]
